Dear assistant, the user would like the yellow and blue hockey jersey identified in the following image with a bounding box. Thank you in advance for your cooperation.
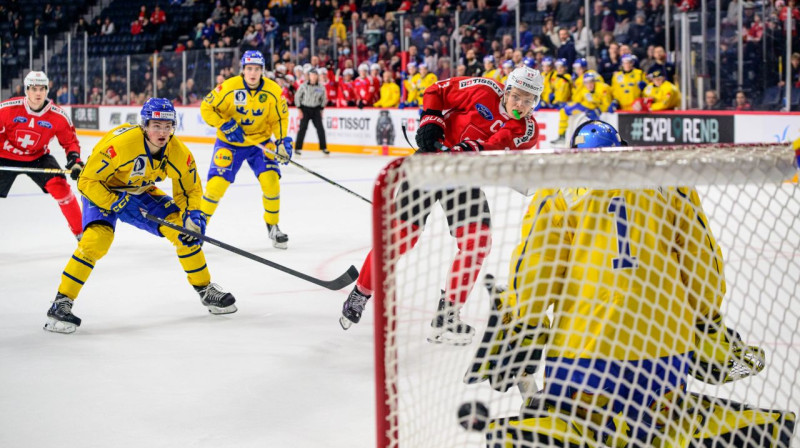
[78,124,202,212]
[506,186,725,362]
[201,75,288,146]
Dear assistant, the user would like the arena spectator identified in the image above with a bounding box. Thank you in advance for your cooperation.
[131,18,144,35]
[600,42,621,82]
[555,29,576,65]
[650,45,676,83]
[329,11,347,44]
[572,18,592,56]
[628,12,654,51]
[733,90,752,110]
[555,0,581,27]
[150,5,166,26]
[704,90,724,110]
[101,17,115,35]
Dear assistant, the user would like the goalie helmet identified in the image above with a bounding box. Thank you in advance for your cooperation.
[140,98,177,127]
[240,50,265,69]
[570,120,623,149]
[24,71,49,91]
[504,66,544,108]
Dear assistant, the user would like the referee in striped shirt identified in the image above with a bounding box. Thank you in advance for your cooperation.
[294,68,328,155]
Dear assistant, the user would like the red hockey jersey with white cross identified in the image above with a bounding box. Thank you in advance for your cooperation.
[422,77,540,151]
[354,77,371,104]
[0,97,80,162]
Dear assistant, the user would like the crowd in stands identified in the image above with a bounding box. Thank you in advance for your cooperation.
[2,0,799,110]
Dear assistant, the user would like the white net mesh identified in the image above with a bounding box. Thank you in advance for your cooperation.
[371,144,799,448]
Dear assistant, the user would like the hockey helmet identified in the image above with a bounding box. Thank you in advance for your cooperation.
[505,66,544,108]
[502,59,515,69]
[24,71,49,91]
[343,68,355,77]
[483,54,495,64]
[541,56,554,67]
[370,63,381,72]
[573,57,588,69]
[358,63,370,73]
[555,58,568,68]
[241,50,266,69]
[571,120,623,149]
[521,57,535,69]
[583,71,598,83]
[140,98,177,127]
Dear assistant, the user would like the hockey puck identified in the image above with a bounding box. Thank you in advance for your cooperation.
[457,400,490,431]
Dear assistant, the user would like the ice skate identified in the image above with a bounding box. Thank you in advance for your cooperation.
[267,223,288,249]
[549,134,566,147]
[194,283,237,314]
[427,291,475,345]
[340,286,371,330]
[44,293,81,334]
[321,148,330,155]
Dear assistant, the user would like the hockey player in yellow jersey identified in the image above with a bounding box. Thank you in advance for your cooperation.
[200,50,292,249]
[644,66,680,111]
[548,58,572,111]
[416,62,438,95]
[469,122,792,447]
[611,54,647,110]
[482,55,502,82]
[569,58,589,95]
[550,72,611,145]
[44,98,237,334]
[540,57,556,108]
[500,59,515,84]
[403,62,421,107]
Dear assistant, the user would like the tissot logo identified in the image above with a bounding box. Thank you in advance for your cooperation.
[326,116,370,130]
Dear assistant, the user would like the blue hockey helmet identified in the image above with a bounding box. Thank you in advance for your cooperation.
[555,58,568,68]
[140,98,176,127]
[572,57,588,69]
[483,54,495,64]
[522,57,536,68]
[541,56,554,67]
[502,59,515,69]
[571,120,623,149]
[241,50,266,69]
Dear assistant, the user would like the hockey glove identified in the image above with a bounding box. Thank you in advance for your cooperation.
[415,109,446,153]
[452,140,483,152]
[109,193,130,213]
[586,108,600,121]
[275,137,293,164]
[607,100,620,114]
[179,210,207,247]
[65,152,85,181]
[220,118,245,143]
[689,315,766,384]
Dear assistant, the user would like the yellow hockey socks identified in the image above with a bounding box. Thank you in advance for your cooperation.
[259,170,281,225]
[58,224,114,299]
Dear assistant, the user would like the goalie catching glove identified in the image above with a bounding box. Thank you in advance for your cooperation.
[464,276,548,392]
[689,315,766,384]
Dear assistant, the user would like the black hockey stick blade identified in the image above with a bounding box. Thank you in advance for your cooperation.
[142,211,358,290]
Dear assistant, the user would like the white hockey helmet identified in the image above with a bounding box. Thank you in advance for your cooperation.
[370,63,381,72]
[343,68,355,77]
[303,63,313,73]
[318,67,328,76]
[358,63,369,73]
[505,66,544,108]
[25,71,49,92]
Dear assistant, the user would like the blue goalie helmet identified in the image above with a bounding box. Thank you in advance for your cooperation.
[571,120,623,149]
[241,50,266,68]
[140,98,176,126]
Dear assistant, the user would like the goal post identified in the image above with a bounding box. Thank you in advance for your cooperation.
[371,144,799,448]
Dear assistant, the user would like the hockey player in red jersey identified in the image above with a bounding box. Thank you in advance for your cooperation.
[354,63,372,108]
[368,63,382,104]
[0,71,84,240]
[321,68,338,107]
[337,68,356,107]
[340,67,545,344]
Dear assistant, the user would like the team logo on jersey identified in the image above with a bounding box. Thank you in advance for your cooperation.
[475,103,493,120]
[252,108,264,116]
[258,93,267,103]
[13,116,27,123]
[37,120,52,129]
[458,78,503,96]
[235,106,248,115]
[234,90,247,105]
[213,148,233,168]
[14,130,41,149]
[131,156,147,178]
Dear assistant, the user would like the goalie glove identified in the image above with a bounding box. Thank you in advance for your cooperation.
[415,109,445,153]
[689,315,766,384]
[464,275,548,392]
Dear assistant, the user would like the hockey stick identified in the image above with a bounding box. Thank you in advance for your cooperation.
[141,210,359,290]
[245,137,372,205]
[0,166,71,174]
[401,123,416,151]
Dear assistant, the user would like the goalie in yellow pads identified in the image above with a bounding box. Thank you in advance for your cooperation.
[467,121,795,447]
[45,98,237,334]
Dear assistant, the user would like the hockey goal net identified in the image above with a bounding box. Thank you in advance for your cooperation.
[371,144,799,448]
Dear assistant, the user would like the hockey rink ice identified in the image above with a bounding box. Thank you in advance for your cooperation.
[2,135,799,447]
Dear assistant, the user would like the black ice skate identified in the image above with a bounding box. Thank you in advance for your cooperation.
[321,148,330,155]
[340,286,371,330]
[427,291,475,346]
[44,293,82,334]
[267,224,289,249]
[550,134,566,147]
[194,283,237,315]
